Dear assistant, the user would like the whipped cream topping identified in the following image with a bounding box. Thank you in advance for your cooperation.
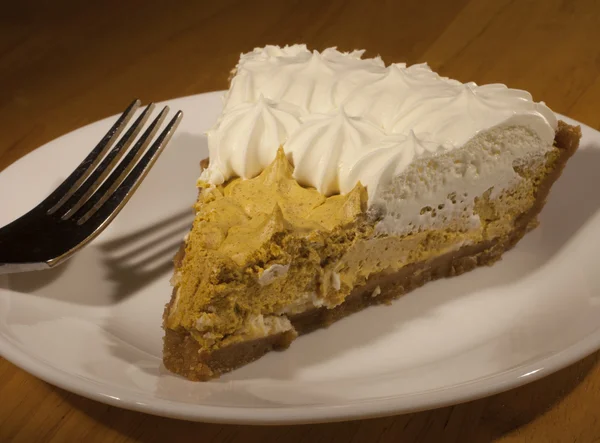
[201,45,558,230]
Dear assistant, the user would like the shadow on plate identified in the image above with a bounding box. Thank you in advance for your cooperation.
[98,208,192,303]
[534,147,600,257]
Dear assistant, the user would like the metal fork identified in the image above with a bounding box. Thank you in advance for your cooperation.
[0,100,183,274]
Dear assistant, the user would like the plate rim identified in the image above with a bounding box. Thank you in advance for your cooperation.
[2,317,600,425]
[0,91,599,424]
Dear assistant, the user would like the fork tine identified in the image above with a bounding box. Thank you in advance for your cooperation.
[77,110,182,227]
[46,99,141,214]
[72,106,169,223]
[59,103,156,220]
[75,108,182,226]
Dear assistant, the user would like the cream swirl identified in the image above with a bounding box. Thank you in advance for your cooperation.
[343,63,457,129]
[341,132,443,197]
[224,45,311,110]
[286,108,385,195]
[225,47,385,113]
[203,95,305,183]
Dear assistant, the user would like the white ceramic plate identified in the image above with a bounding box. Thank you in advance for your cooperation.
[1,92,600,425]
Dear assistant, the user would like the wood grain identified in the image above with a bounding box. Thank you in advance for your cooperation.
[2,0,600,441]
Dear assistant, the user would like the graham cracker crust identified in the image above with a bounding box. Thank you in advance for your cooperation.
[163,121,581,381]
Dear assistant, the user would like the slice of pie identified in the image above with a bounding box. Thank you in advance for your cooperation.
[163,45,581,381]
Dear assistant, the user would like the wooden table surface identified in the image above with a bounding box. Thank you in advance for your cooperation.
[2,0,600,441]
